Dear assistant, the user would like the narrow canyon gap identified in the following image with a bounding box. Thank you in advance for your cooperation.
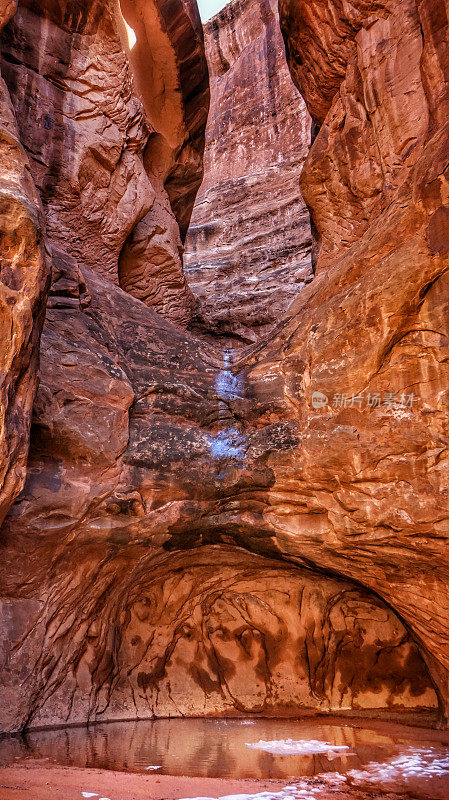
[0,0,448,736]
[183,0,313,345]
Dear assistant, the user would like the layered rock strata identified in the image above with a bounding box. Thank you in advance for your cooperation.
[184,0,313,343]
[273,0,449,716]
[1,0,449,735]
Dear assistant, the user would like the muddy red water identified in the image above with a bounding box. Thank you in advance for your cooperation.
[0,716,448,799]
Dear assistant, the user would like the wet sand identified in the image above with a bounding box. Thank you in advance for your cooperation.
[0,763,425,800]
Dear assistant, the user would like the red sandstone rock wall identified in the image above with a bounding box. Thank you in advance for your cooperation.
[273,0,449,715]
[1,0,449,734]
[1,0,209,326]
[184,0,313,344]
[0,0,49,526]
[0,0,209,728]
[2,259,437,730]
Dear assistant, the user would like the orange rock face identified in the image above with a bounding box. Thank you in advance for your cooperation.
[275,0,449,715]
[1,0,449,736]
[184,0,313,344]
[3,263,437,729]
[0,0,49,526]
[0,0,208,325]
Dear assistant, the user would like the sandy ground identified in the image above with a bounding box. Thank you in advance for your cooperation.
[0,765,293,799]
[0,763,425,800]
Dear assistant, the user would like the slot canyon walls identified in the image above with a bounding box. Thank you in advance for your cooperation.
[0,0,209,326]
[184,0,313,344]
[0,0,50,527]
[0,0,211,730]
[0,0,449,734]
[269,0,449,716]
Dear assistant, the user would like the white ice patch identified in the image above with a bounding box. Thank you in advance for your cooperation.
[245,739,350,756]
[208,428,246,460]
[81,794,98,798]
[178,775,346,800]
[178,745,449,800]
[208,349,246,462]
[348,746,449,785]
[178,788,320,800]
[178,793,292,800]
[145,765,161,770]
[215,354,243,402]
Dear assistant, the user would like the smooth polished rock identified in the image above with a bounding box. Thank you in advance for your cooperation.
[0,262,437,728]
[0,0,49,527]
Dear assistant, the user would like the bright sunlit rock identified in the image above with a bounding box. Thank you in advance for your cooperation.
[123,18,136,49]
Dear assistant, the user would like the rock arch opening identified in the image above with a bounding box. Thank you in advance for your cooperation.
[3,543,438,729]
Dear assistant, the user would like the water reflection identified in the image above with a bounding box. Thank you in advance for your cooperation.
[0,717,448,798]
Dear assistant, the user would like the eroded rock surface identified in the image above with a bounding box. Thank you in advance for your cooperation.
[0,261,440,730]
[273,0,449,715]
[184,0,313,344]
[6,534,438,725]
[0,0,209,325]
[1,0,449,734]
[0,0,49,526]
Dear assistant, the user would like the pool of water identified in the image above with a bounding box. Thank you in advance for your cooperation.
[1,716,449,799]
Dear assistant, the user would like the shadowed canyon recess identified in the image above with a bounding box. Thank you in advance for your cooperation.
[0,0,448,742]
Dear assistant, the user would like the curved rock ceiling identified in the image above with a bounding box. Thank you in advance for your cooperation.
[0,0,448,734]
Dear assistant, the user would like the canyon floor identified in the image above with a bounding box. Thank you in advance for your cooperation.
[1,715,448,800]
[0,764,436,800]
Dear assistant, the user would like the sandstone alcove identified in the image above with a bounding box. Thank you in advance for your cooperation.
[0,0,448,756]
